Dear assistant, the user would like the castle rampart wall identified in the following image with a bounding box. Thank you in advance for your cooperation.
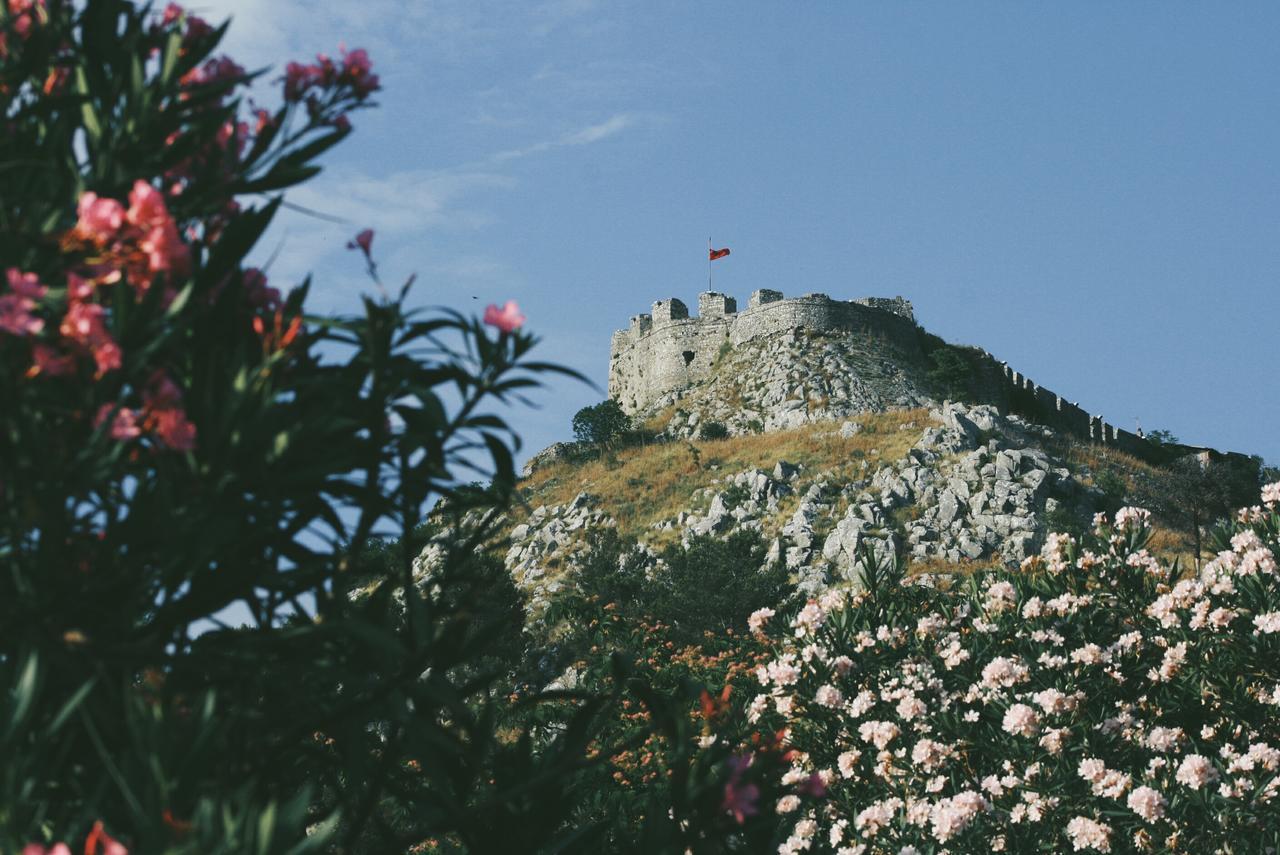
[608,290,1249,469]
[964,349,1158,460]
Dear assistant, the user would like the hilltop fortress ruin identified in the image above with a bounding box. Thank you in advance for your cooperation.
[608,289,1241,467]
[610,290,915,414]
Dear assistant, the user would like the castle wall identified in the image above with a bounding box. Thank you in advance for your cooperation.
[966,350,1161,461]
[608,289,1242,468]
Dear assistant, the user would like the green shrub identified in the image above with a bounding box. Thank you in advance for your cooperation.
[650,531,791,643]
[572,398,631,446]
[699,421,730,441]
[926,347,972,399]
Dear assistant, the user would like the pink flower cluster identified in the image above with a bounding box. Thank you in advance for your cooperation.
[75,180,192,294]
[483,300,525,333]
[0,0,43,58]
[95,370,197,452]
[159,2,213,43]
[1,268,46,337]
[4,180,194,381]
[26,820,127,855]
[284,46,381,105]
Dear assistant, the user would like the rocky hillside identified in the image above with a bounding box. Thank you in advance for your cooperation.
[472,402,1183,616]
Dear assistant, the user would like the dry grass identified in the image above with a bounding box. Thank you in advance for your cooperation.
[520,408,935,540]
[1053,441,1163,490]
[904,556,986,578]
[1146,525,1196,568]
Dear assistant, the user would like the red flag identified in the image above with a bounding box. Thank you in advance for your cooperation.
[709,247,730,261]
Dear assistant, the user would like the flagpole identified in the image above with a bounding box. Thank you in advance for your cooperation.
[708,236,712,291]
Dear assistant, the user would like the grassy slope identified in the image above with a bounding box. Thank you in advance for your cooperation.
[516,406,1200,573]
[520,409,931,544]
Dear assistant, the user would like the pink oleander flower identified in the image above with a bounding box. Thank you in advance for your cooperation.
[1,268,46,336]
[60,300,105,344]
[895,693,926,720]
[95,404,143,441]
[1145,726,1183,752]
[1113,506,1151,532]
[67,272,94,300]
[126,180,171,230]
[59,298,122,376]
[91,338,122,376]
[6,267,45,299]
[980,655,1029,689]
[23,845,71,855]
[160,2,211,40]
[1002,703,1040,737]
[283,61,320,101]
[910,738,951,771]
[1175,753,1219,790]
[483,300,525,333]
[143,371,183,410]
[76,192,126,243]
[814,684,843,708]
[1065,816,1112,852]
[747,606,774,634]
[1254,611,1280,634]
[27,343,76,378]
[139,221,192,281]
[930,791,988,843]
[347,228,374,256]
[858,720,900,750]
[151,408,197,452]
[340,47,380,99]
[1262,481,1280,506]
[791,600,825,635]
[1126,786,1166,823]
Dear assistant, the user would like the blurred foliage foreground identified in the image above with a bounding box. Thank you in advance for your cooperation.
[0,2,757,852]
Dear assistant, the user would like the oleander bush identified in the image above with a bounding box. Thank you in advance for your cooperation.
[0,2,720,852]
[742,488,1280,854]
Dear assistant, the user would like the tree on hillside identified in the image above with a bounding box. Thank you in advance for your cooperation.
[572,398,631,447]
[926,347,972,399]
[1142,455,1254,566]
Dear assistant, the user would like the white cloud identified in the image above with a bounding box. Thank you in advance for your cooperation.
[490,112,636,162]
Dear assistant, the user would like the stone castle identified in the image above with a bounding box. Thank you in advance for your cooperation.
[609,290,917,414]
[608,289,1244,467]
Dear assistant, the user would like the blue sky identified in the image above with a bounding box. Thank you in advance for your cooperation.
[204,1,1280,467]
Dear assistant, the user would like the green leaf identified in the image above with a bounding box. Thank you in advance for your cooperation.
[159,28,184,86]
[48,676,98,734]
[280,127,350,169]
[237,164,323,195]
[5,651,39,736]
[256,800,277,855]
[164,281,195,318]
[74,66,102,143]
